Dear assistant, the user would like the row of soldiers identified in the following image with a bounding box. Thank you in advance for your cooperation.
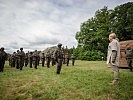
[8,45,75,74]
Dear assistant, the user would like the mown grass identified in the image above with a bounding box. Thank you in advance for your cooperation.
[0,61,133,100]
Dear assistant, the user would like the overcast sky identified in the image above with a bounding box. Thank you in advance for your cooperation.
[0,0,132,53]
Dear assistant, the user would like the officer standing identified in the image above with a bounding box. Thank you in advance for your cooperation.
[125,46,133,71]
[0,47,7,72]
[54,43,63,74]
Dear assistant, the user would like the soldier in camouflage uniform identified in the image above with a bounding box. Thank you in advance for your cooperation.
[46,52,51,68]
[29,52,33,68]
[25,53,29,67]
[37,55,40,66]
[54,43,63,74]
[18,48,25,70]
[15,50,20,69]
[41,53,45,67]
[11,52,16,67]
[51,53,55,66]
[33,50,39,69]
[71,54,75,66]
[125,46,133,71]
[66,53,69,66]
[0,47,7,72]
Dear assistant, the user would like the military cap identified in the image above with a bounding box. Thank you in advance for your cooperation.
[20,48,23,50]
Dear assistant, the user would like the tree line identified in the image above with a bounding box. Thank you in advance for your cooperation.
[74,2,133,61]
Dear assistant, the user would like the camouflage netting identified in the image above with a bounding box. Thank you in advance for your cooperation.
[119,40,133,67]
[41,46,57,55]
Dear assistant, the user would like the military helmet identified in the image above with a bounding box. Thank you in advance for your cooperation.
[58,43,62,46]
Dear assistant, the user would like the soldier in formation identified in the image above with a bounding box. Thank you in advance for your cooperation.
[16,50,20,69]
[41,53,45,67]
[25,53,29,67]
[0,47,7,72]
[51,54,55,66]
[33,50,39,69]
[71,54,75,66]
[18,48,25,70]
[46,52,51,68]
[66,53,69,66]
[29,52,33,68]
[54,43,63,74]
[11,52,16,67]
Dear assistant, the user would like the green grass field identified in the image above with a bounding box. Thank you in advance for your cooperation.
[0,61,133,100]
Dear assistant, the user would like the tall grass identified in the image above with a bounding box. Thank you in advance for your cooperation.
[0,61,133,100]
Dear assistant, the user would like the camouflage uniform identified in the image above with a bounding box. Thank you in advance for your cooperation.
[33,50,39,69]
[18,48,25,70]
[15,50,20,69]
[11,52,16,67]
[41,53,45,67]
[51,54,55,66]
[66,53,69,66]
[125,47,133,71]
[54,43,63,74]
[37,55,40,66]
[25,53,29,67]
[71,54,75,66]
[0,47,7,72]
[46,52,51,68]
[29,52,33,68]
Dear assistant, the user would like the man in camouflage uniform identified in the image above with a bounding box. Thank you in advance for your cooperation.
[29,52,33,68]
[15,50,20,69]
[46,52,51,68]
[25,53,29,67]
[0,47,7,72]
[125,46,133,71]
[37,55,40,66]
[33,50,39,69]
[11,52,16,67]
[71,54,75,66]
[51,53,55,66]
[41,53,45,67]
[54,43,63,74]
[18,48,25,70]
[66,53,69,66]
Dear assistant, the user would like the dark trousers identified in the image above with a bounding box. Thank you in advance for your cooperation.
[0,61,5,72]
[72,59,75,66]
[66,58,69,66]
[42,60,45,67]
[16,60,19,69]
[34,61,38,69]
[56,59,62,74]
[46,59,50,68]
